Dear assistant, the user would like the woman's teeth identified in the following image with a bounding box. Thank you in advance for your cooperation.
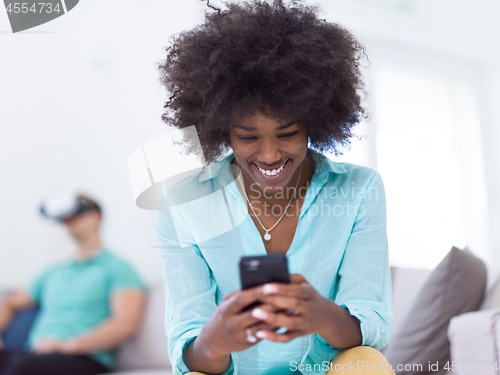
[256,161,287,177]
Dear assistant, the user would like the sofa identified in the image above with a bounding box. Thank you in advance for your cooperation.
[2,246,499,375]
[382,246,499,375]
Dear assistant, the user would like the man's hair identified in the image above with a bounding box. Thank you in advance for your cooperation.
[158,0,367,165]
[79,195,102,216]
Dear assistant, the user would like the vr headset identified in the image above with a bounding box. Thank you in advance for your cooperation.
[40,190,100,221]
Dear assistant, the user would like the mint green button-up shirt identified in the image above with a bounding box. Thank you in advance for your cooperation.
[155,149,392,375]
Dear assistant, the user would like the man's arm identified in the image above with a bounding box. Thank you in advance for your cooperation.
[35,289,146,354]
[0,290,36,348]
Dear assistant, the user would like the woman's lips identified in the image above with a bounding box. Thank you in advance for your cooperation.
[251,159,291,181]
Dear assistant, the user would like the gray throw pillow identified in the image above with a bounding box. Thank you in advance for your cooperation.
[384,246,486,375]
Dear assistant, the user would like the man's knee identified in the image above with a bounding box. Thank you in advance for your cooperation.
[326,346,395,374]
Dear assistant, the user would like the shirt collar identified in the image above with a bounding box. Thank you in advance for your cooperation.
[311,149,348,185]
[71,247,106,265]
[197,149,347,184]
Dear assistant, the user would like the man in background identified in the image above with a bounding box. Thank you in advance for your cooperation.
[0,192,146,375]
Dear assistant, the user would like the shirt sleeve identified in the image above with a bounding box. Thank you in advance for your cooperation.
[155,203,237,375]
[333,170,393,350]
[107,258,147,294]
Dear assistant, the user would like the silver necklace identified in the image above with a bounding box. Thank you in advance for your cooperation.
[238,164,302,242]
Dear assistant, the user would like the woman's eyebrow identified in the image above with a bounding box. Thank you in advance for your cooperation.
[276,121,298,130]
[233,125,256,131]
[232,121,298,131]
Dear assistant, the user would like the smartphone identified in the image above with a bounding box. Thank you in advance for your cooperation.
[239,254,290,310]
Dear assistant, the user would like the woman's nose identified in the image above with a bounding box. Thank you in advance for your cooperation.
[257,139,281,165]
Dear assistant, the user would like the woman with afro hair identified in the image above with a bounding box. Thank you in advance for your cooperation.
[155,1,394,374]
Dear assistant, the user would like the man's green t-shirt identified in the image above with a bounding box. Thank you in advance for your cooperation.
[27,248,146,369]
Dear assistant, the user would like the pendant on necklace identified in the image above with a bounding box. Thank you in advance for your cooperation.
[263,232,271,242]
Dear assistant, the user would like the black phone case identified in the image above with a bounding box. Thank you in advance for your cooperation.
[239,254,290,311]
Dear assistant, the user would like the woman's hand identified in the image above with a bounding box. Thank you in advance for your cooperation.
[192,285,282,360]
[250,273,333,343]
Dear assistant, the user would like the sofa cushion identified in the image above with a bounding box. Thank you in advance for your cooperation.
[447,308,500,375]
[384,246,487,375]
[388,267,431,339]
[114,282,170,371]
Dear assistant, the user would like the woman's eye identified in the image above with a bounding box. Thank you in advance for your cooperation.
[279,131,299,139]
[237,135,257,141]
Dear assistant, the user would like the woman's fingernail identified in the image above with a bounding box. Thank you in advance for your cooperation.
[256,331,267,339]
[252,308,268,320]
[263,283,278,294]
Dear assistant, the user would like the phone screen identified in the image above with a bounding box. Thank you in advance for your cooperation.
[239,254,290,311]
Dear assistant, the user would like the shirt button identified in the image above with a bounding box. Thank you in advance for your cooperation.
[169,314,174,320]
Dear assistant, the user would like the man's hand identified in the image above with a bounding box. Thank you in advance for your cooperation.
[33,338,64,354]
[33,338,79,355]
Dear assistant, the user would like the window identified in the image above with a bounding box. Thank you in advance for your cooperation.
[330,59,488,269]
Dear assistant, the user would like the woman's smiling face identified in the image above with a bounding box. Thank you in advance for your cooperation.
[229,110,308,193]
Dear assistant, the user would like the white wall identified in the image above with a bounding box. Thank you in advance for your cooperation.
[479,66,500,267]
[0,0,205,287]
[1,0,499,287]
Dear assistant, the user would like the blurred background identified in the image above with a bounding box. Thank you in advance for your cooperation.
[1,0,499,288]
